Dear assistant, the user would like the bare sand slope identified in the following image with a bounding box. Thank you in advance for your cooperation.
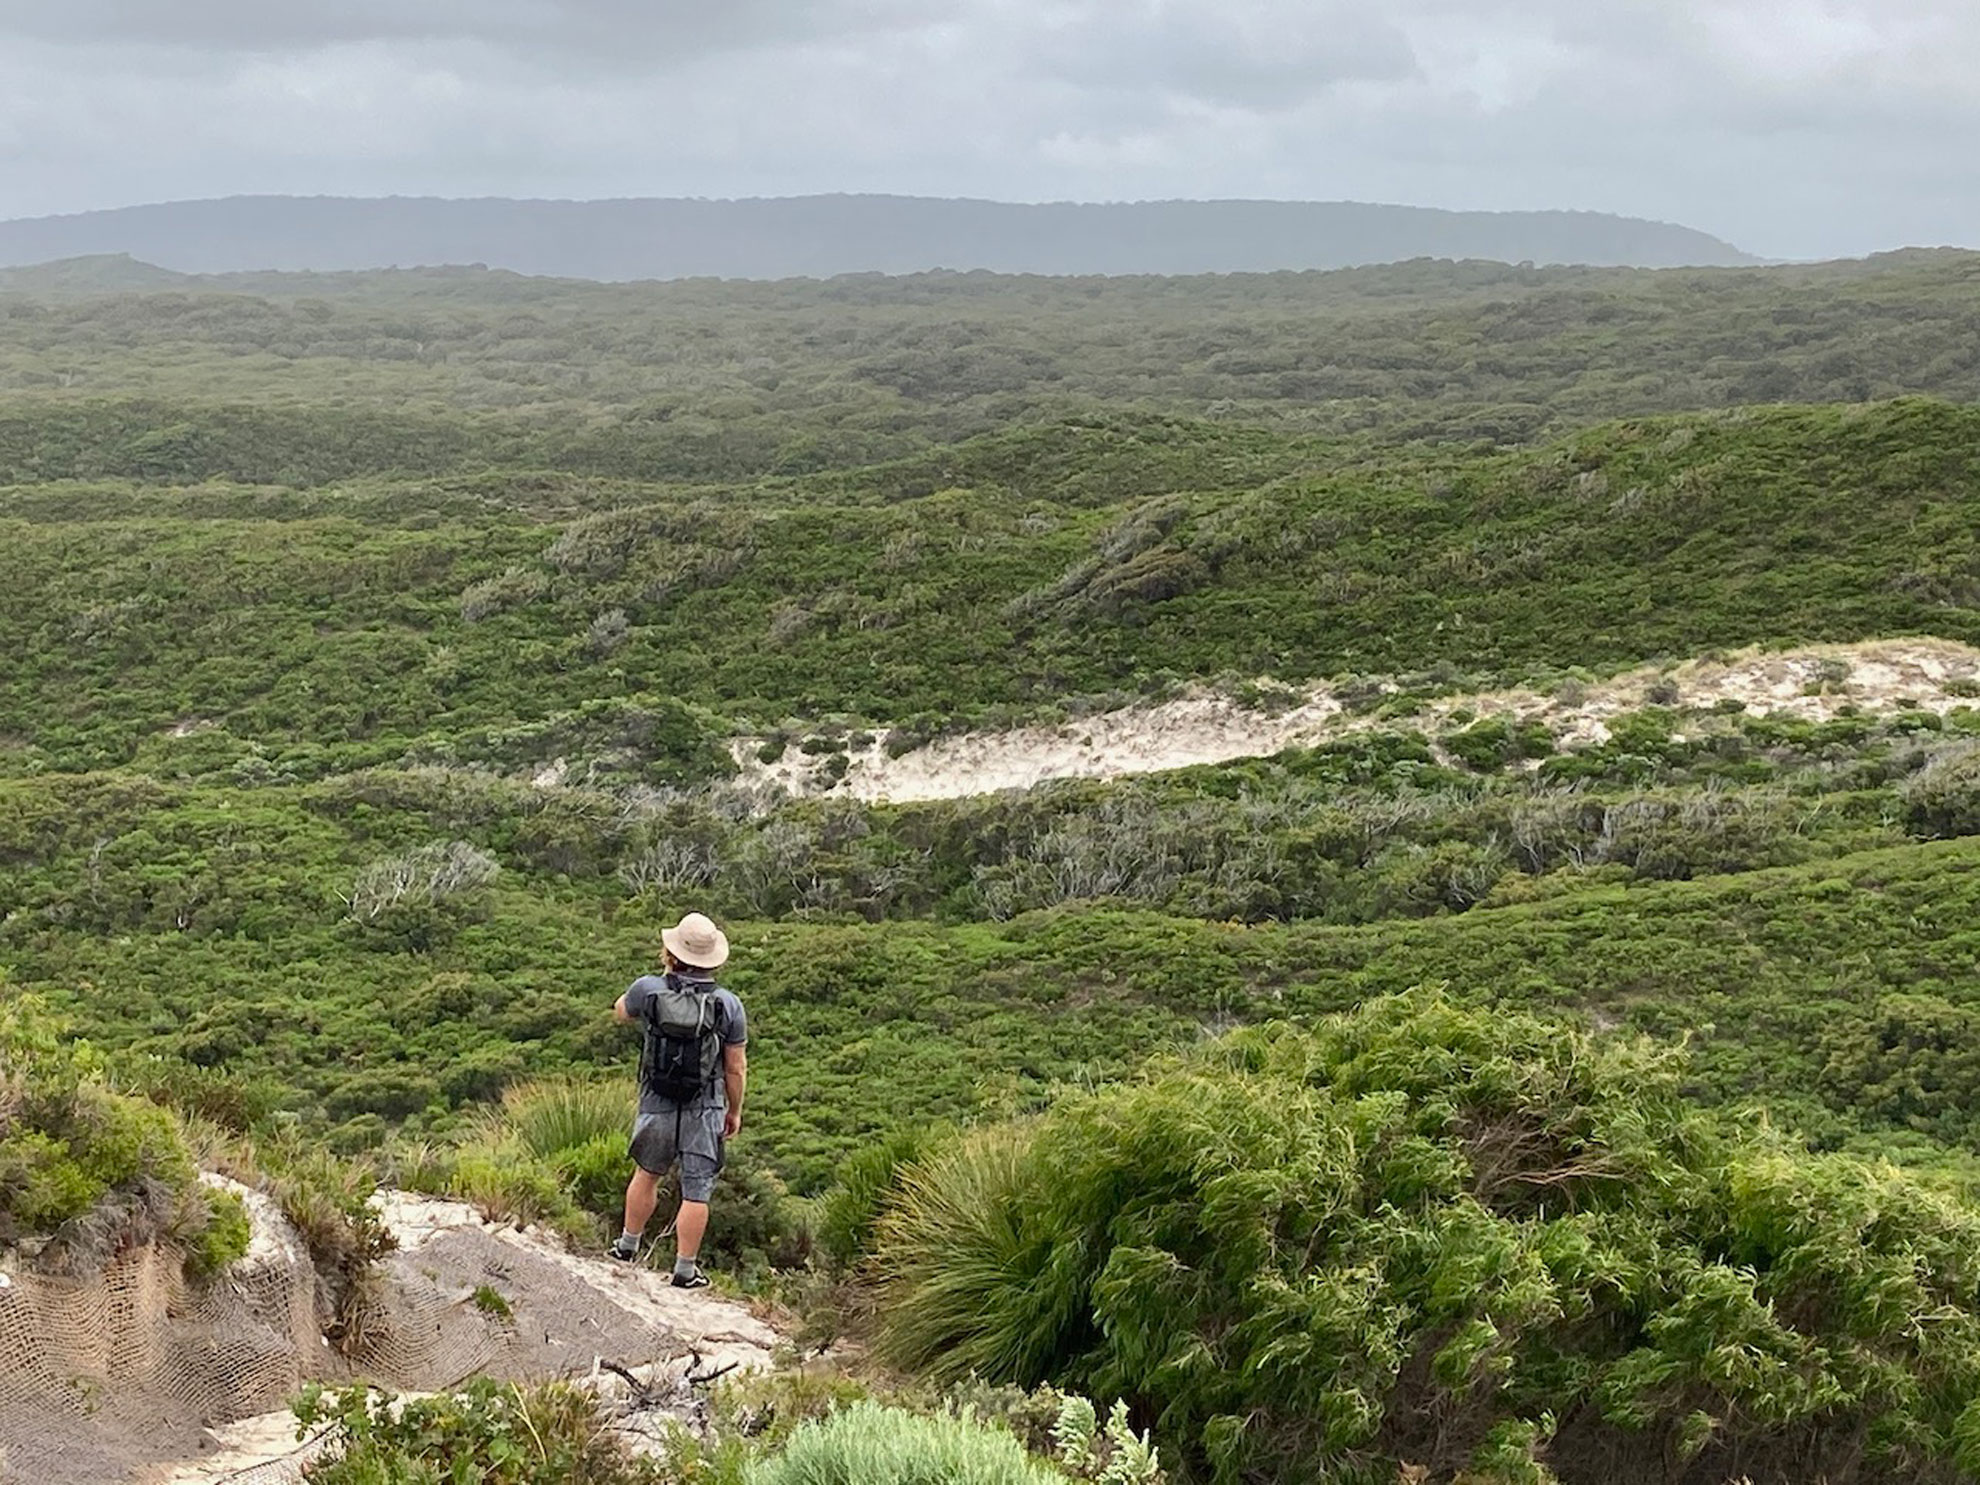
[141,1192,780,1485]
[733,639,1980,804]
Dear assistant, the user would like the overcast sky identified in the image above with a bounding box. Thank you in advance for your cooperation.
[0,0,1973,260]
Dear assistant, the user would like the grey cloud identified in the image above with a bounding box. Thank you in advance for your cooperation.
[0,0,949,62]
[1036,0,1419,111]
[0,0,1976,259]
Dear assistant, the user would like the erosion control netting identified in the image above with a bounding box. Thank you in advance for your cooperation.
[0,1235,311,1483]
[0,1188,757,1485]
[348,1223,688,1391]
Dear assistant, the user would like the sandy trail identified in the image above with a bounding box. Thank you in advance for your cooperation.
[732,638,1980,804]
[148,1192,782,1485]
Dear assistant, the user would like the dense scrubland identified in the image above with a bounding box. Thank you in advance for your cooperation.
[1,249,1978,479]
[6,255,1980,1483]
[6,397,1979,775]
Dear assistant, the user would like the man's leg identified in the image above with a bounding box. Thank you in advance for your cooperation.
[617,1112,679,1257]
[672,1198,709,1261]
[622,1165,662,1238]
[670,1146,720,1284]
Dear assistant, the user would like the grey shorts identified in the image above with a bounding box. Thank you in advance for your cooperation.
[630,1104,726,1202]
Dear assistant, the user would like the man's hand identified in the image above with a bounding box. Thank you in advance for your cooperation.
[723,1107,743,1138]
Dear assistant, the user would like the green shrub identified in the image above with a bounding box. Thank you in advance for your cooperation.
[127,1059,285,1135]
[185,1187,254,1277]
[1903,742,1980,838]
[560,1133,635,1223]
[469,1077,630,1161]
[747,1401,1068,1485]
[1444,717,1552,771]
[697,1144,812,1279]
[1372,839,1511,914]
[440,1077,630,1236]
[472,1283,515,1322]
[297,1378,664,1485]
[449,1149,575,1229]
[446,1076,808,1273]
[870,1125,1048,1381]
[460,564,549,623]
[872,991,1980,1485]
[1818,993,1980,1141]
[0,990,229,1269]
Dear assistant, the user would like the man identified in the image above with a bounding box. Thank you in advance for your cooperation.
[608,910,748,1289]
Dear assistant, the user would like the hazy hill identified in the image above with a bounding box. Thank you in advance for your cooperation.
[1,249,1975,474]
[0,194,1755,279]
[0,252,191,294]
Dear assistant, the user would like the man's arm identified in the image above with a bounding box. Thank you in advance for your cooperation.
[722,1043,747,1137]
[613,992,633,1024]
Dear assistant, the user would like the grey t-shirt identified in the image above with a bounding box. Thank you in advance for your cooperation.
[624,972,747,1115]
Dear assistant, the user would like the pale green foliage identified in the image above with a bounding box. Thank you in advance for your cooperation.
[465,1076,628,1160]
[1903,739,1980,837]
[1052,1395,1098,1474]
[587,607,632,657]
[460,564,549,622]
[1052,1395,1161,1485]
[746,1401,1069,1485]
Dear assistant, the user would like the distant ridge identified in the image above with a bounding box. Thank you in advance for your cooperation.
[0,252,190,293]
[0,194,1753,280]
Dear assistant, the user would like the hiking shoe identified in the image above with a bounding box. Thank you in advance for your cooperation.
[670,1267,711,1290]
[607,1236,640,1263]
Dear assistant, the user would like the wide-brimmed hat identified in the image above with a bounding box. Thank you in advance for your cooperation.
[662,911,730,969]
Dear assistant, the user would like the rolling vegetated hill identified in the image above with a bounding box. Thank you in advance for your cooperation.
[7,257,1980,1483]
[0,249,1975,477]
[0,194,1754,278]
[3,399,1977,776]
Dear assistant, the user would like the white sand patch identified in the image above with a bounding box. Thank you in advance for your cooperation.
[734,638,1980,804]
[369,1189,486,1251]
[153,1412,335,1485]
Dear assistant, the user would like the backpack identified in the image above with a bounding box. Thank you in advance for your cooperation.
[638,973,726,1103]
